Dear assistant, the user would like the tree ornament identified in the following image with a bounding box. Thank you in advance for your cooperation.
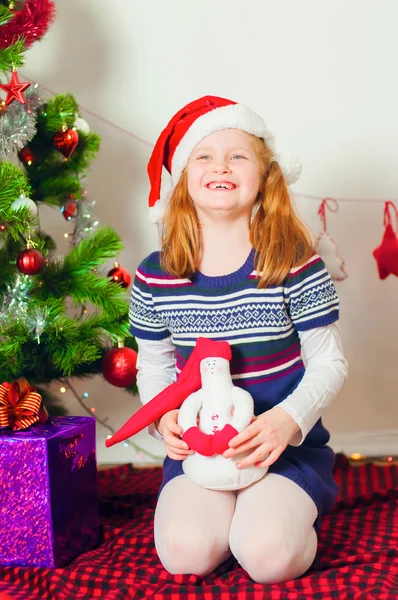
[0,86,41,159]
[11,193,38,217]
[16,247,44,275]
[102,346,137,387]
[61,195,78,220]
[53,125,79,158]
[0,70,30,105]
[372,201,398,279]
[107,262,131,288]
[314,198,347,281]
[18,147,34,166]
[73,117,90,134]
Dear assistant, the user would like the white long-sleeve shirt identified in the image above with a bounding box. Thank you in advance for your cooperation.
[135,323,348,446]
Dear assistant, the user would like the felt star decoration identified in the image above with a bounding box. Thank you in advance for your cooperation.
[0,71,31,106]
[372,221,398,279]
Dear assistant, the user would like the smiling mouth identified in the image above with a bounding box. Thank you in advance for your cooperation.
[205,182,237,190]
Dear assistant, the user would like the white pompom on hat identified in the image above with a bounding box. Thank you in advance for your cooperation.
[147,95,301,223]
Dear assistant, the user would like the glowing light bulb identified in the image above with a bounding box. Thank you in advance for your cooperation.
[83,392,89,398]
[64,233,69,238]
[124,443,128,448]
[60,387,66,393]
[90,407,96,413]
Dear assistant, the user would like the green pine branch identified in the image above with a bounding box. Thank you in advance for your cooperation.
[0,161,31,204]
[0,91,136,394]
[36,93,79,134]
[0,4,13,25]
[0,39,26,74]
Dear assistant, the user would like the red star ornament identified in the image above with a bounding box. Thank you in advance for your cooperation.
[0,71,30,105]
[372,224,398,279]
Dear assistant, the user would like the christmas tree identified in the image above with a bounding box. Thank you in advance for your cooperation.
[0,1,138,419]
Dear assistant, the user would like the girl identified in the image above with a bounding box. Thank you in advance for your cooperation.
[129,96,348,584]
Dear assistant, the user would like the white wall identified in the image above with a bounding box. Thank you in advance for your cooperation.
[22,0,398,462]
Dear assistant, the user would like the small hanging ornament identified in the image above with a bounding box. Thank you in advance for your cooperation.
[102,344,138,387]
[107,262,132,288]
[18,147,35,167]
[0,70,30,106]
[372,201,398,279]
[73,116,90,134]
[53,124,79,158]
[16,247,44,275]
[11,193,38,218]
[61,195,78,220]
[314,198,347,281]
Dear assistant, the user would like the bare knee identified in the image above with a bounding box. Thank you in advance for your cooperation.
[155,527,230,576]
[231,528,317,584]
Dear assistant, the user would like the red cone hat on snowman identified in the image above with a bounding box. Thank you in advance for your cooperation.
[106,337,232,448]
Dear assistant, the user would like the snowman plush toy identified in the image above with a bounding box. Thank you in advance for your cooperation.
[106,337,268,491]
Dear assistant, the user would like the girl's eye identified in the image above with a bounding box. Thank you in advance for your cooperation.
[198,155,211,160]
[231,155,245,160]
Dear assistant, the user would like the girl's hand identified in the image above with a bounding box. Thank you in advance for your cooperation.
[223,406,300,468]
[157,409,194,461]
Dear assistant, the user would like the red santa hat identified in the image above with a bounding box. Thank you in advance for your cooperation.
[147,95,302,223]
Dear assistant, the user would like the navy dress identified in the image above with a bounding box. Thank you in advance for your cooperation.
[130,249,341,522]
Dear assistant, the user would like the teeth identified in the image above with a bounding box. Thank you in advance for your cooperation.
[208,183,233,190]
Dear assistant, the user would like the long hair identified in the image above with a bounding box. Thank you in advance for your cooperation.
[160,134,313,288]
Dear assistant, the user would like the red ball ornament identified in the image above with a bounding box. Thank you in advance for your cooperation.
[61,196,78,220]
[54,127,79,158]
[102,347,138,387]
[16,248,44,275]
[107,262,132,288]
[18,147,35,167]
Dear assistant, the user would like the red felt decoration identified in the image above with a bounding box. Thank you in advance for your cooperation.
[0,0,56,49]
[16,248,44,275]
[102,347,138,388]
[373,202,398,279]
[18,147,35,167]
[61,196,78,220]
[0,71,30,105]
[107,263,131,289]
[53,128,79,158]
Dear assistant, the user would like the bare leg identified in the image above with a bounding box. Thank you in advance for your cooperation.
[154,475,236,576]
[229,473,318,584]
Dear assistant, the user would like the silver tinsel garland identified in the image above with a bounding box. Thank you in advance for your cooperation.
[0,273,33,328]
[72,192,100,246]
[0,83,44,160]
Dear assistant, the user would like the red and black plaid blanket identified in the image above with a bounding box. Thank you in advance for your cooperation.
[1,455,397,599]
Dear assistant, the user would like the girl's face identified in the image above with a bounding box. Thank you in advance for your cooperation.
[186,129,261,221]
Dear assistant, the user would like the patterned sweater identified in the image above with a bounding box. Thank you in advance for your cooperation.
[129,248,340,445]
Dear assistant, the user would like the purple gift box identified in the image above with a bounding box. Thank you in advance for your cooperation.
[0,416,100,568]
